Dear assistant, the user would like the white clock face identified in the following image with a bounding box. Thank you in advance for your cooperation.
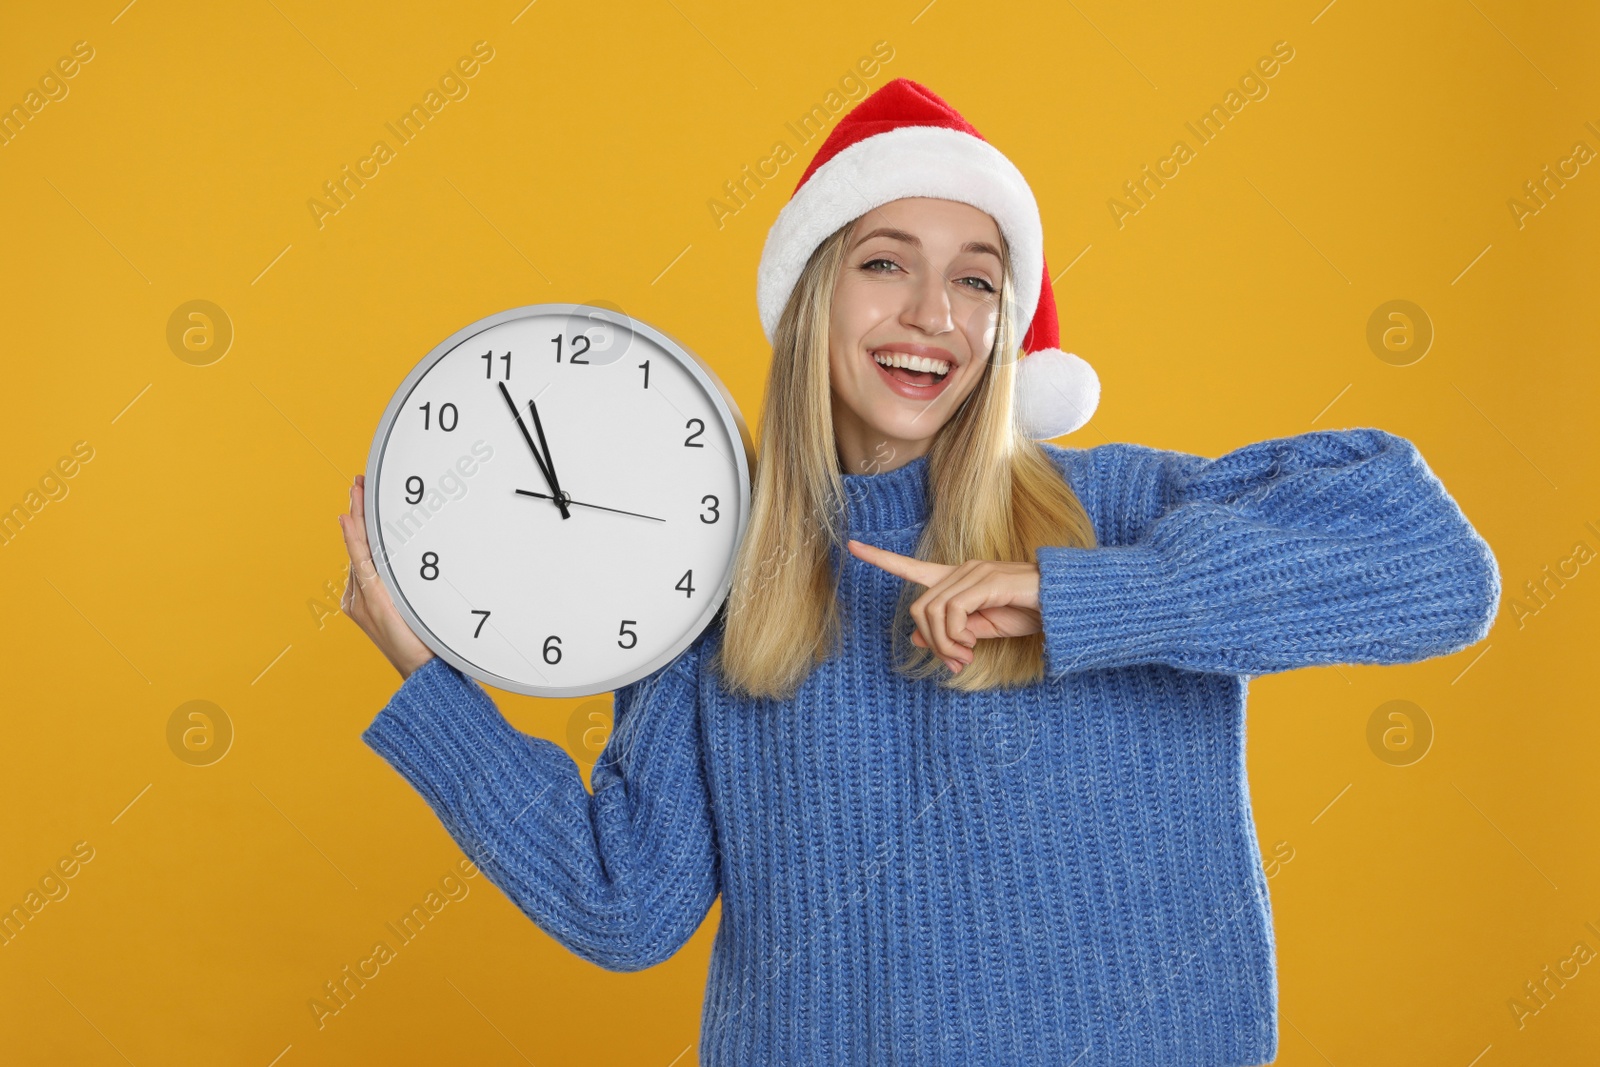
[365,305,751,698]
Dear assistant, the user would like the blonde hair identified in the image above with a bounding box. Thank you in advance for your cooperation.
[712,216,1098,699]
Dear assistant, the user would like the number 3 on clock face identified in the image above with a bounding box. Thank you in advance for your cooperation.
[363,304,754,698]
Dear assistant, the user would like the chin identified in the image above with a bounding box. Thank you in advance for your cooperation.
[866,411,943,447]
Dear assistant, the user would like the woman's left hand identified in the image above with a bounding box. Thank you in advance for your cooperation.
[846,539,1042,674]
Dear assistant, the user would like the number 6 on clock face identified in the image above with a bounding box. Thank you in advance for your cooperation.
[363,304,754,698]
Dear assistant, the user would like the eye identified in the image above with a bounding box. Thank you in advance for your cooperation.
[860,258,994,293]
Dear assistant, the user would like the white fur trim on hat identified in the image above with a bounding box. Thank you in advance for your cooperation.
[1015,349,1099,440]
[757,125,1043,346]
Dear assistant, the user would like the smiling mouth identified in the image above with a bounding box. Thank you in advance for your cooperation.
[871,350,952,390]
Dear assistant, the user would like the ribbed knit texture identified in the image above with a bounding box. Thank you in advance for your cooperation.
[362,427,1500,1066]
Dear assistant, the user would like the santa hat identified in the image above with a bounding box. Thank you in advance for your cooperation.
[756,77,1098,440]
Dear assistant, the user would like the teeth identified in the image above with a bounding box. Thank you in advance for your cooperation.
[873,351,950,376]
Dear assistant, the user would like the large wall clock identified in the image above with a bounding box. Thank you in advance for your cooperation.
[364,304,753,698]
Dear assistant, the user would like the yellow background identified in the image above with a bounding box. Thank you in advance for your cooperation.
[2,0,1595,1063]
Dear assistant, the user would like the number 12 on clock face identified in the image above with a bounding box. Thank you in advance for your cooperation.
[364,305,752,698]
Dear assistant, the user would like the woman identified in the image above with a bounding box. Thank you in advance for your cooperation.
[338,80,1500,1066]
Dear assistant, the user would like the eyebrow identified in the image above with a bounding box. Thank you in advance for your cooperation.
[851,226,1002,261]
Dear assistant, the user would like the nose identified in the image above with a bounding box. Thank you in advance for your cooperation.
[901,267,954,337]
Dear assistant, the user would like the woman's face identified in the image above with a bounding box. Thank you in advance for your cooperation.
[827,197,1002,474]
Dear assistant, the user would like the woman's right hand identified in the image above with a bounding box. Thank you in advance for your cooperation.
[338,474,436,682]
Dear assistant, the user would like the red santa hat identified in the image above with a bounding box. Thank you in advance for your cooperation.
[756,77,1098,440]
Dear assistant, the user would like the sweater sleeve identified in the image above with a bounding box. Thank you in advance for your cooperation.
[360,630,719,972]
[1036,428,1501,679]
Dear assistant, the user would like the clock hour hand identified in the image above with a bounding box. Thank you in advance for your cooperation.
[526,397,565,501]
[514,489,665,523]
[496,381,571,519]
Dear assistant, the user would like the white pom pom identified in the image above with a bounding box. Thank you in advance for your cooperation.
[1013,349,1099,440]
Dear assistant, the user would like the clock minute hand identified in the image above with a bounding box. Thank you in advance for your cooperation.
[497,381,571,520]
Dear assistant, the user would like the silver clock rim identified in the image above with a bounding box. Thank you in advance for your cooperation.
[362,303,753,699]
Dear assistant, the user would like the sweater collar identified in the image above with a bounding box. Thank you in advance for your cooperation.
[840,452,930,533]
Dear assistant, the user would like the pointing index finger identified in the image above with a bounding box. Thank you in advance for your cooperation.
[846,539,949,587]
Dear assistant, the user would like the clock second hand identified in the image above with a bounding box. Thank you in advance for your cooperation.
[513,489,665,523]
[496,381,571,520]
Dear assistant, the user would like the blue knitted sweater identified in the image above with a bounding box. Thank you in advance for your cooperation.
[362,427,1500,1066]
